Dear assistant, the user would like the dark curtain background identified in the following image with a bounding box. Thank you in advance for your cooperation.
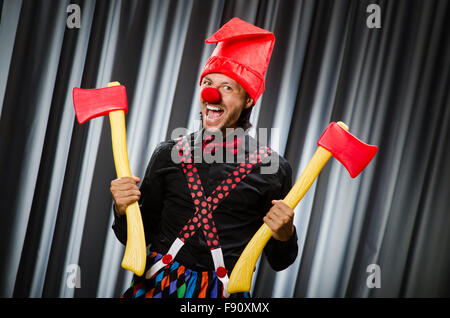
[0,0,449,298]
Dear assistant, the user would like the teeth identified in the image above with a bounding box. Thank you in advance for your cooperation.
[206,104,222,111]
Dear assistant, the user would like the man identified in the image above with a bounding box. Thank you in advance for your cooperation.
[111,18,298,298]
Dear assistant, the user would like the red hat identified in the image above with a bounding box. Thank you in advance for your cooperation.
[199,17,275,105]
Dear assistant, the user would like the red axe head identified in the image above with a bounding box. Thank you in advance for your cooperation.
[73,84,128,124]
[318,122,378,178]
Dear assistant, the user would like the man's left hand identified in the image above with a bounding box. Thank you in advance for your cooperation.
[263,200,295,241]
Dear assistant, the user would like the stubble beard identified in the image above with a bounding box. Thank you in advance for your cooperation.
[202,102,245,138]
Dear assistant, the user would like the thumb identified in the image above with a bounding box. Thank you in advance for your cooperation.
[132,176,141,183]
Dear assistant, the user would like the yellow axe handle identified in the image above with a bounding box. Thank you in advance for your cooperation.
[108,82,146,276]
[227,122,349,294]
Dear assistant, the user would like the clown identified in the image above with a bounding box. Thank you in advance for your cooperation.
[110,17,298,298]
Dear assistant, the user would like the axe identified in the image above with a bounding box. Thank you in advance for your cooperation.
[72,82,146,276]
[227,121,378,293]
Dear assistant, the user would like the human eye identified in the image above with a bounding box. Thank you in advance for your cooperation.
[202,79,212,86]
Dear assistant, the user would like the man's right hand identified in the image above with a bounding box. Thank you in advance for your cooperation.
[110,176,141,216]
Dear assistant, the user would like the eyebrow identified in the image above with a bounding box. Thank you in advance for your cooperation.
[203,76,237,87]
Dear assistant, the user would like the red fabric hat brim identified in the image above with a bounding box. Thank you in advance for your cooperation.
[200,56,264,104]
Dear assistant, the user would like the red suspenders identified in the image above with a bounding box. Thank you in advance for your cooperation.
[146,135,270,297]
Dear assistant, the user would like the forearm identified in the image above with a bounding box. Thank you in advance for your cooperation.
[112,205,128,245]
[263,226,298,271]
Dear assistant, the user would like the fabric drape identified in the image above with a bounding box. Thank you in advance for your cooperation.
[0,0,449,298]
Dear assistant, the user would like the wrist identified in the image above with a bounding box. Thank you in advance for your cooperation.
[113,204,123,217]
[274,225,295,242]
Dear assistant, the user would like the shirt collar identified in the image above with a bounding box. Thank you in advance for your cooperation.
[190,128,256,159]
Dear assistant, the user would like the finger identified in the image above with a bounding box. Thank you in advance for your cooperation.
[271,200,294,218]
[116,191,141,203]
[111,178,138,188]
[111,185,140,195]
[111,190,140,202]
[265,211,283,228]
[132,176,141,183]
[116,176,140,185]
[268,202,284,215]
[263,215,277,229]
[267,208,284,222]
[268,205,288,220]
[116,197,140,210]
[126,196,140,203]
[267,208,293,228]
[111,179,131,190]
[264,215,282,233]
[115,189,141,198]
[271,200,292,211]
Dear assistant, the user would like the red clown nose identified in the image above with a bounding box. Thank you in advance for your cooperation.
[201,87,221,104]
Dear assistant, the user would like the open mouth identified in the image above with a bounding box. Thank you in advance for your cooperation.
[205,103,225,124]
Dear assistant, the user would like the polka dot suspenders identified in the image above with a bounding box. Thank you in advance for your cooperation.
[145,135,271,297]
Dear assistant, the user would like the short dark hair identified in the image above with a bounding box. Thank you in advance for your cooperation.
[236,105,253,131]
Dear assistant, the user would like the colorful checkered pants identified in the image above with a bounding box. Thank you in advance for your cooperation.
[121,251,250,298]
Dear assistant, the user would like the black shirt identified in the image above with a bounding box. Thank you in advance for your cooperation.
[112,129,298,272]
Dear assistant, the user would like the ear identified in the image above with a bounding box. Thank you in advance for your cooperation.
[244,95,254,109]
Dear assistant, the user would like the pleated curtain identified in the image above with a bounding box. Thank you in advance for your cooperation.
[0,0,449,298]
